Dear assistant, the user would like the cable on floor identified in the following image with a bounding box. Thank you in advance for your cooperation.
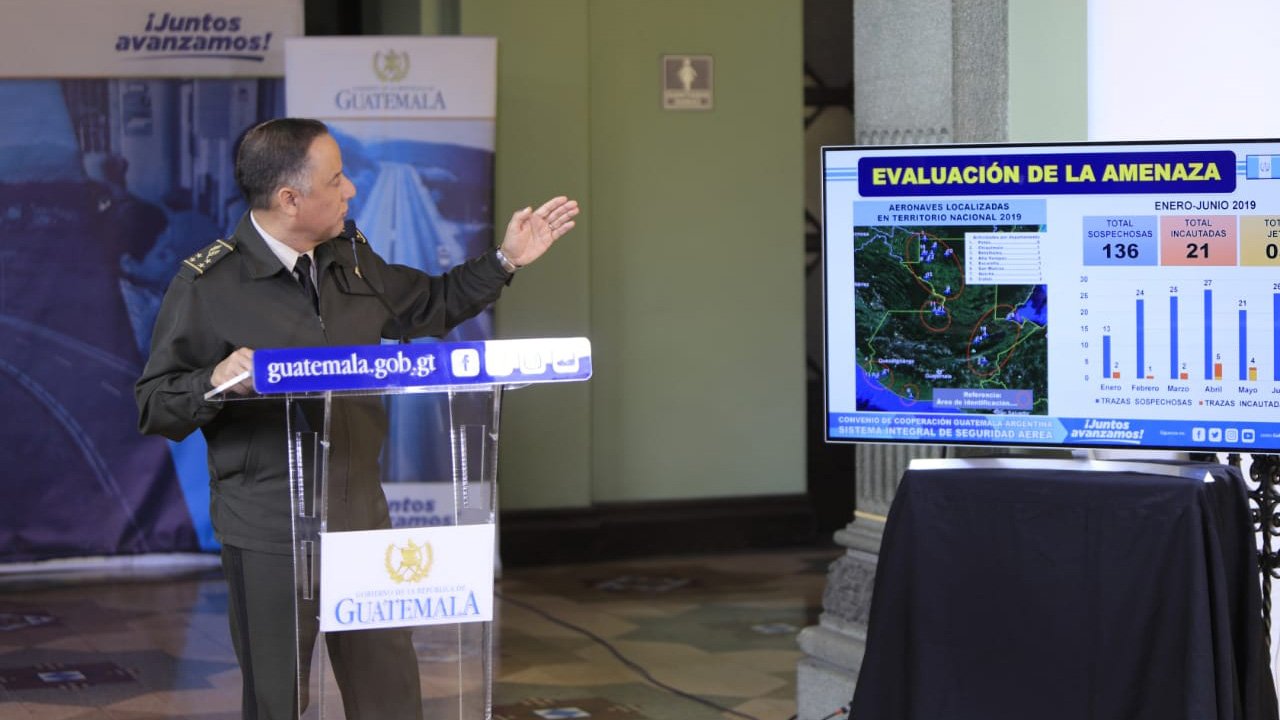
[496,590,767,720]
[787,705,848,720]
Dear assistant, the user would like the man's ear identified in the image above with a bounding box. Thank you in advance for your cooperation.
[275,186,300,217]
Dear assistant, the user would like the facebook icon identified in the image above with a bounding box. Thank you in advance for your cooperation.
[451,348,481,378]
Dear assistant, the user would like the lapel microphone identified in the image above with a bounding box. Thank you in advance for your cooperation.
[342,219,409,344]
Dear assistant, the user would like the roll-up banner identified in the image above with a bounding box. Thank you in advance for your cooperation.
[0,0,301,78]
[286,37,499,490]
[0,0,301,561]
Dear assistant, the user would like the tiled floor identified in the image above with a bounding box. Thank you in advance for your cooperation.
[0,548,837,719]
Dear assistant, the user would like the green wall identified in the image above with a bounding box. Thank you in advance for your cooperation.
[460,1,807,508]
[1008,0,1087,142]
[464,1,594,510]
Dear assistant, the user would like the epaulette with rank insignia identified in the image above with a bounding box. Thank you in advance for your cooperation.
[179,238,237,280]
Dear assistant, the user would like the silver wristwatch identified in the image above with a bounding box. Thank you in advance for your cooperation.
[494,248,518,274]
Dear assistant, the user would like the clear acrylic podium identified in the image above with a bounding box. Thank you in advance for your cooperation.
[210,338,592,720]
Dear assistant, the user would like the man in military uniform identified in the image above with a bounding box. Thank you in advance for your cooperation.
[135,118,578,719]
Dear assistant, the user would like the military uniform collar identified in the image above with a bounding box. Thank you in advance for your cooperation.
[232,213,292,280]
[231,213,353,280]
[315,235,355,277]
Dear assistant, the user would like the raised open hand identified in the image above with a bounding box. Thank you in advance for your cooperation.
[498,196,580,268]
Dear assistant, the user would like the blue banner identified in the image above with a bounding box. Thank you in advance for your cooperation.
[0,1,306,564]
[0,78,287,559]
[253,338,592,394]
[286,37,503,490]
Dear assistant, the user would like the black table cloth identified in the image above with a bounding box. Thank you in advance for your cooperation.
[851,460,1278,720]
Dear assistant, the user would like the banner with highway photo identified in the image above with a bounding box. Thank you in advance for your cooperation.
[286,37,498,490]
[0,0,300,560]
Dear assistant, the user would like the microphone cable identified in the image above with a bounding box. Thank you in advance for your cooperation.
[343,219,409,344]
[496,590,768,720]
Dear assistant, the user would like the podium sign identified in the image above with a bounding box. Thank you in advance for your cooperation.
[319,524,495,633]
[253,337,592,394]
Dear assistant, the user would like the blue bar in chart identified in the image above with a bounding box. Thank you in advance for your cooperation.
[1103,335,1112,379]
[1170,295,1179,380]
[1204,290,1214,381]
[1240,310,1248,381]
[1275,294,1280,382]
[1136,299,1145,378]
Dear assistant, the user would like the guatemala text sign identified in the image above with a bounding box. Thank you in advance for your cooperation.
[319,524,494,633]
[286,36,495,120]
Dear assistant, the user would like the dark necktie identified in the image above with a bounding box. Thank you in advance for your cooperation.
[293,254,319,314]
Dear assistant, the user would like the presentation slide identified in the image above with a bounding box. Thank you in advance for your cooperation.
[823,139,1280,451]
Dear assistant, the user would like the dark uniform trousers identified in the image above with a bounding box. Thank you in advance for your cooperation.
[222,545,424,720]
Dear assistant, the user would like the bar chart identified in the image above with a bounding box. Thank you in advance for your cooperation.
[1087,283,1279,385]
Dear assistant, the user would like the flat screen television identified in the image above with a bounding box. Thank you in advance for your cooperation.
[822,139,1280,452]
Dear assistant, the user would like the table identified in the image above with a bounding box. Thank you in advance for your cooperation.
[851,458,1279,720]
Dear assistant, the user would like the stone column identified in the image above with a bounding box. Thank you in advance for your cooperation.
[795,2,1008,718]
[953,0,1008,144]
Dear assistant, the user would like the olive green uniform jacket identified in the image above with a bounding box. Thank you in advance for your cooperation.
[135,213,511,553]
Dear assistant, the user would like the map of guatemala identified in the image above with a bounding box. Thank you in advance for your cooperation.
[854,220,1048,414]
